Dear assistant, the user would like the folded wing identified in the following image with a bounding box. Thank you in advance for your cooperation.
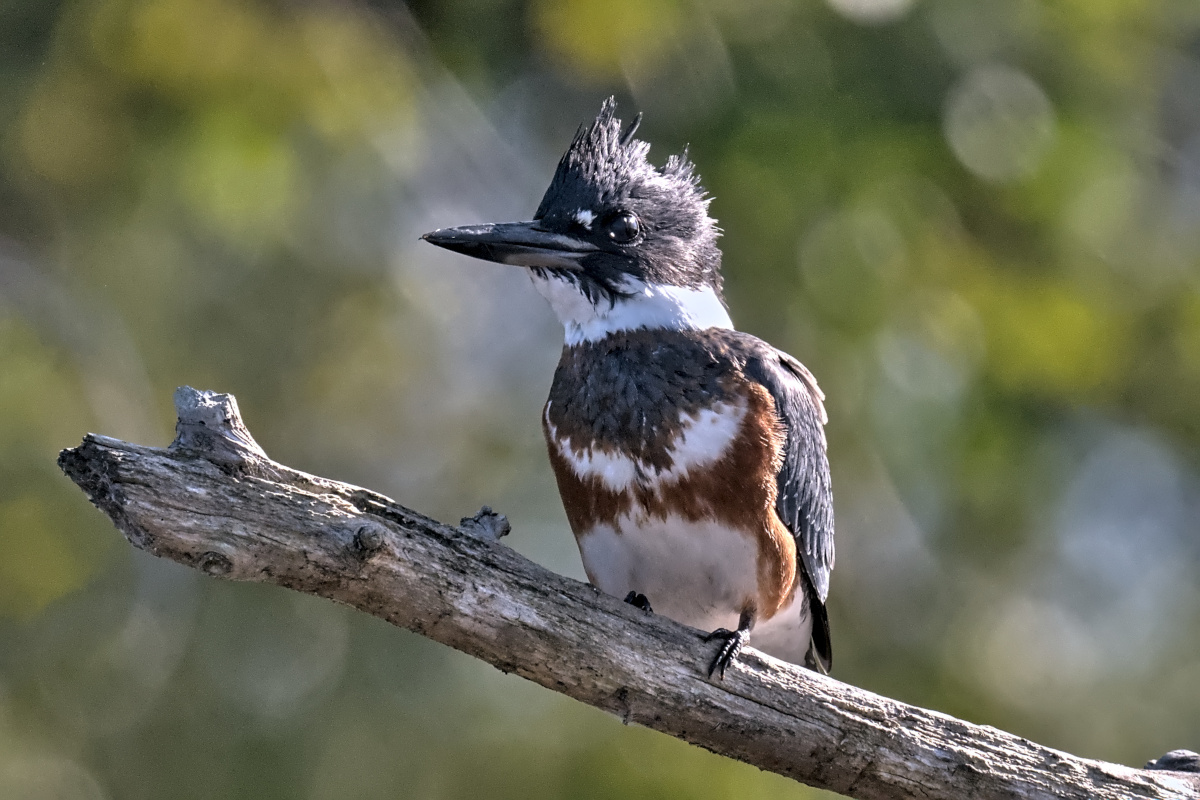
[744,347,834,672]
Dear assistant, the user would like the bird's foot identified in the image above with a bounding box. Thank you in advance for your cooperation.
[623,591,653,614]
[703,627,748,680]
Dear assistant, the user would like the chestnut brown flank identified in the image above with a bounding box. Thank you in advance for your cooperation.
[544,384,798,621]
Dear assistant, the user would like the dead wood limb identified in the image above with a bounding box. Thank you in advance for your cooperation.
[57,387,1200,800]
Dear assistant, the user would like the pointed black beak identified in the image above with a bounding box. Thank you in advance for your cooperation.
[421,221,596,270]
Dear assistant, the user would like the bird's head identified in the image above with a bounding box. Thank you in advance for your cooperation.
[422,99,731,345]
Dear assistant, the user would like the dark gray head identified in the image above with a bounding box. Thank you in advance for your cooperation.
[423,99,732,345]
[531,98,722,296]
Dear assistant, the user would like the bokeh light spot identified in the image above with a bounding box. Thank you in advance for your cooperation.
[944,64,1056,183]
[826,0,915,25]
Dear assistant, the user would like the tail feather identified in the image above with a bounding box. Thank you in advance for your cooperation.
[804,584,832,675]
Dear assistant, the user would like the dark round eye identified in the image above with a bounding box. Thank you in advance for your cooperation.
[605,211,641,244]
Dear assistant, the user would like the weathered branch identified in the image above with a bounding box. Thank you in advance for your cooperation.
[58,387,1199,800]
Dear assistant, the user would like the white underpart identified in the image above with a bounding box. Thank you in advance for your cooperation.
[528,272,734,345]
[578,516,814,664]
[580,516,758,632]
[573,209,595,230]
[545,400,746,492]
[749,593,813,665]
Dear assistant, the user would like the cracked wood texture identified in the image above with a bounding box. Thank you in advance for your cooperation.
[57,387,1199,800]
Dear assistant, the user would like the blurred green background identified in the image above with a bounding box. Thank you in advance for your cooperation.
[1,0,1199,797]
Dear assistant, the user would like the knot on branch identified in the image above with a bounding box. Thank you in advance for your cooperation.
[197,550,234,576]
[354,522,387,554]
[1146,750,1200,773]
[460,506,511,542]
[170,386,267,467]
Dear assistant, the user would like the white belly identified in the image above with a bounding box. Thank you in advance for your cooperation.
[751,593,814,665]
[577,514,812,665]
[577,515,758,634]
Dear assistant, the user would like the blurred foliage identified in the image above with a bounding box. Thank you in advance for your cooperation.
[1,0,1200,797]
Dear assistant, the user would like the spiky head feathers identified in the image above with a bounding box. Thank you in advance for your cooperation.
[534,98,723,294]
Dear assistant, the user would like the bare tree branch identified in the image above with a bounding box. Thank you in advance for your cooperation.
[57,387,1199,800]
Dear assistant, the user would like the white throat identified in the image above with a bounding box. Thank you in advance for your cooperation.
[528,272,734,345]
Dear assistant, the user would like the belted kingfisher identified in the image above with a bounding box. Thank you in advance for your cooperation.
[423,99,833,678]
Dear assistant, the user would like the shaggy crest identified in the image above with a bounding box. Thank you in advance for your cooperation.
[534,99,712,215]
[535,98,722,294]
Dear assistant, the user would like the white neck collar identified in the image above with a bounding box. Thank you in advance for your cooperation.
[528,272,734,345]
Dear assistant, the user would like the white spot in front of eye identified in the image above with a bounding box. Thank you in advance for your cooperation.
[574,209,595,230]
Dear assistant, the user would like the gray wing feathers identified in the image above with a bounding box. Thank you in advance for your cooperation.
[745,349,835,603]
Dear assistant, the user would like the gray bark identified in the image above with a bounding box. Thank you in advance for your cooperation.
[57,387,1200,800]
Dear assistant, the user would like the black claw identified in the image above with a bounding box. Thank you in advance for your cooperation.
[704,627,748,679]
[623,591,653,613]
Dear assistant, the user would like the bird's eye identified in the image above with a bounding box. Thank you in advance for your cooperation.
[605,211,641,244]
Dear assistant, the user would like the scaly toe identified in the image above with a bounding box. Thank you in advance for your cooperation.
[623,591,653,614]
[705,628,747,679]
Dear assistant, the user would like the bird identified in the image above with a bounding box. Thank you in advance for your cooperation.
[422,99,833,679]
